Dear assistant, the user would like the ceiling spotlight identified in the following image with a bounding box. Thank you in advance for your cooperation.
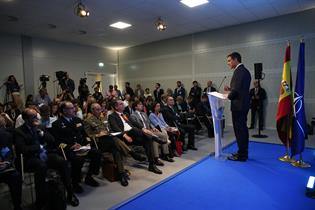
[155,17,167,31]
[75,1,90,18]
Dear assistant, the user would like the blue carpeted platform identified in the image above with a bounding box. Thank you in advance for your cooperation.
[110,141,315,210]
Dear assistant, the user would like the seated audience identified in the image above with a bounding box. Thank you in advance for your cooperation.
[0,115,22,210]
[196,95,214,138]
[129,101,174,165]
[84,103,145,186]
[149,102,179,156]
[15,108,79,208]
[51,102,102,193]
[161,96,197,151]
[108,100,163,174]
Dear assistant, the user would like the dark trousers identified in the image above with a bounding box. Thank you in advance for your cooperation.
[98,136,125,174]
[179,124,195,147]
[232,111,249,158]
[0,170,22,210]
[68,148,101,185]
[25,153,73,208]
[199,116,214,137]
[250,106,264,129]
[126,128,155,164]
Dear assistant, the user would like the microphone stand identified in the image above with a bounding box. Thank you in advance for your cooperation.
[218,76,227,91]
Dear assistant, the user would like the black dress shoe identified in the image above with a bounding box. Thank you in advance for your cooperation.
[119,173,129,187]
[73,183,84,194]
[152,136,167,144]
[227,155,247,162]
[187,145,198,150]
[130,151,146,161]
[154,158,164,166]
[162,155,175,162]
[85,176,99,187]
[148,164,162,174]
[67,194,80,207]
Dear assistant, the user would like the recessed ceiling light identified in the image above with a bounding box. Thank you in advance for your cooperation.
[98,62,104,67]
[110,22,132,29]
[180,0,209,8]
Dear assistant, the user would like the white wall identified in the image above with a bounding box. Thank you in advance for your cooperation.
[0,34,25,103]
[31,38,117,98]
[118,9,315,129]
[0,34,118,104]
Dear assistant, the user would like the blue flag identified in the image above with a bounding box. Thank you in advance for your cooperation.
[291,41,306,157]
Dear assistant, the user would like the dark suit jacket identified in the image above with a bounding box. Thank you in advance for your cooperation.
[108,111,134,134]
[249,87,266,109]
[123,106,134,117]
[161,106,180,127]
[203,86,216,95]
[14,124,55,160]
[189,86,202,106]
[125,87,134,97]
[51,116,88,152]
[174,87,186,99]
[153,89,164,102]
[228,64,251,112]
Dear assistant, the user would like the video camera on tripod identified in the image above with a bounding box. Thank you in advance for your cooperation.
[39,75,50,89]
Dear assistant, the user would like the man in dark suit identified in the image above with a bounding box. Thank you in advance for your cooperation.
[224,52,251,161]
[174,81,186,100]
[249,80,267,130]
[108,100,163,174]
[15,108,79,208]
[153,83,164,103]
[189,81,202,108]
[203,80,217,96]
[51,102,101,193]
[161,96,197,150]
[124,82,135,98]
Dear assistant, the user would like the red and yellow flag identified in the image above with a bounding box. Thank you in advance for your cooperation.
[276,44,293,146]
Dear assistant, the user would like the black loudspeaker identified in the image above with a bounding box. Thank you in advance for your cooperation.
[254,63,263,80]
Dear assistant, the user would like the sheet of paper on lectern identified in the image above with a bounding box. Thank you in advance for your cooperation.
[208,91,228,100]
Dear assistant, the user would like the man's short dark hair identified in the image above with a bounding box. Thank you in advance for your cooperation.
[227,52,242,63]
[156,83,161,87]
[132,100,142,110]
[59,101,71,114]
[111,100,119,110]
[125,82,130,86]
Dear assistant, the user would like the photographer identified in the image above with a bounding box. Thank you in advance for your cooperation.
[78,78,89,106]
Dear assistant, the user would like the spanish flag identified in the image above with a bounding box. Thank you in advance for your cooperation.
[276,44,293,146]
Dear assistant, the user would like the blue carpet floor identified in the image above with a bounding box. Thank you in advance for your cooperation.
[110,141,315,210]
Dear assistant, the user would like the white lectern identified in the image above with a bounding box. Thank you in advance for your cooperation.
[207,92,228,159]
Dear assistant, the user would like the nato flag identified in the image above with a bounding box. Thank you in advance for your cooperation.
[291,41,307,157]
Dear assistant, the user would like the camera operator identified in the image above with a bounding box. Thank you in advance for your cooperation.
[78,78,89,106]
[56,72,75,97]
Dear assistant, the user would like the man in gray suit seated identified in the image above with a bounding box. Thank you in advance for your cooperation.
[129,101,174,166]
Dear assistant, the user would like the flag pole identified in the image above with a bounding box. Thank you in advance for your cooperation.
[279,114,293,162]
[291,153,311,168]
